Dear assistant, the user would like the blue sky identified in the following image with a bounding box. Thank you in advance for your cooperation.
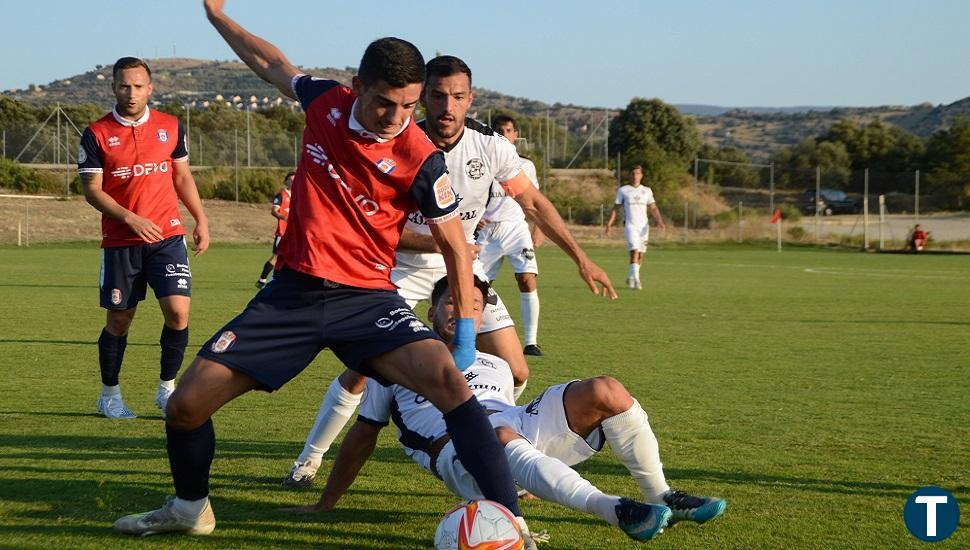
[1,0,967,109]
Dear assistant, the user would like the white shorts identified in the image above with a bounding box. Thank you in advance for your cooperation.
[435,381,603,500]
[476,221,539,281]
[390,259,515,334]
[625,224,650,252]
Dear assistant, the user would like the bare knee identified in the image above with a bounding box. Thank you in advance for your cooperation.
[515,273,537,293]
[576,376,634,417]
[338,369,368,394]
[510,357,529,387]
[165,389,209,430]
[422,363,473,413]
[105,308,136,336]
[160,297,190,329]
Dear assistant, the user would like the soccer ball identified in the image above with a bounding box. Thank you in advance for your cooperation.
[433,499,525,550]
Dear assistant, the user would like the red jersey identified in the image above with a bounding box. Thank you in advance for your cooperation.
[272,188,292,237]
[279,75,458,290]
[78,108,189,248]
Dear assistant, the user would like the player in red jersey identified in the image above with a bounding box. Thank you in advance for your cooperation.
[255,171,294,288]
[112,2,537,545]
[79,56,209,420]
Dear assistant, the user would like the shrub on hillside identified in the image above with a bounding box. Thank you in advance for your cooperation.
[0,157,68,194]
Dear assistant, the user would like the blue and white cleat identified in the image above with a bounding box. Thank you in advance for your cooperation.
[662,490,726,525]
[97,393,136,419]
[616,498,671,541]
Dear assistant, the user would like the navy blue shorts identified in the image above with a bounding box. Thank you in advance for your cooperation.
[99,235,192,310]
[196,268,442,391]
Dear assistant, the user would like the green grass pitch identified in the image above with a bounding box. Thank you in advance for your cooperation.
[0,243,967,548]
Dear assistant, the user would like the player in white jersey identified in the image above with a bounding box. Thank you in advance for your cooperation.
[294,276,726,542]
[281,56,618,489]
[476,115,545,356]
[606,165,667,289]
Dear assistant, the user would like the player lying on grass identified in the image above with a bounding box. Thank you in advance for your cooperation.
[297,276,726,542]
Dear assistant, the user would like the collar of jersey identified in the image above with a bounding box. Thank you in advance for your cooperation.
[348,99,409,143]
[111,106,150,127]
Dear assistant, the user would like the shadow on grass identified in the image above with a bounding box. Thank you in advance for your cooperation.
[0,339,156,346]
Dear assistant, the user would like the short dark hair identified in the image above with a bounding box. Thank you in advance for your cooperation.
[492,115,517,132]
[285,171,296,179]
[631,164,643,171]
[431,276,491,308]
[425,55,472,86]
[358,37,426,88]
[113,57,151,81]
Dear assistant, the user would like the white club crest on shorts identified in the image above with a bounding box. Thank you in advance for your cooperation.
[111,289,122,305]
[211,331,236,353]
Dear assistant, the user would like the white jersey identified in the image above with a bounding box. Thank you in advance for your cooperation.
[358,352,515,473]
[615,185,656,228]
[397,119,521,269]
[482,157,539,223]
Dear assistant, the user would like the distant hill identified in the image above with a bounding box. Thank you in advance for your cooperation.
[4,58,969,161]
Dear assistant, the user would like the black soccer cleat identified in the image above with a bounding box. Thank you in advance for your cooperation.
[523,344,543,356]
[662,490,726,525]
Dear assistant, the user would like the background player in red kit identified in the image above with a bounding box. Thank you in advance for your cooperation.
[256,171,294,288]
[79,57,209,420]
[112,1,538,545]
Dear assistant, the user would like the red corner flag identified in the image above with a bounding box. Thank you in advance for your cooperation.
[770,208,782,224]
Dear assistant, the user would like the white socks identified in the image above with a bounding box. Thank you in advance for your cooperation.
[297,377,364,466]
[600,399,669,502]
[159,379,175,391]
[633,262,641,280]
[519,291,540,346]
[101,384,121,397]
[173,496,208,518]
[505,438,621,526]
[513,380,528,402]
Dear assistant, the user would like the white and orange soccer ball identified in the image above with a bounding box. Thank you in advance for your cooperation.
[433,499,525,550]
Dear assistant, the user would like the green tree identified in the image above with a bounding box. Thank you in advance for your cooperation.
[608,98,699,192]
[923,116,970,208]
[772,138,852,189]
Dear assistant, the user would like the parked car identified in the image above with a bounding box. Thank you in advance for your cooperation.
[799,189,861,215]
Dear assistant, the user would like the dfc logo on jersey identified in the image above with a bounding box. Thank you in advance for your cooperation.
[465,158,485,179]
[156,129,168,143]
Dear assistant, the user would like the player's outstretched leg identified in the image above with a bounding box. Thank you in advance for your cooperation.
[283,371,366,488]
[598,388,726,525]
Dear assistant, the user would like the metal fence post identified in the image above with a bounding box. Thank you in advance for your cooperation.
[878,194,886,250]
[863,168,870,250]
[914,169,920,225]
[738,201,743,243]
[683,201,689,243]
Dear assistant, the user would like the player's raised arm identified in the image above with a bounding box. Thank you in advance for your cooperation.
[510,178,618,299]
[203,0,299,100]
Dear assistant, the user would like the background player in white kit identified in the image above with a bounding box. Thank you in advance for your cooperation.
[296,276,726,542]
[476,115,545,356]
[606,165,667,289]
[282,55,617,488]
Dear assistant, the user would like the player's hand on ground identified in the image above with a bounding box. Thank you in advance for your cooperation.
[193,221,210,256]
[124,213,163,243]
[579,261,618,300]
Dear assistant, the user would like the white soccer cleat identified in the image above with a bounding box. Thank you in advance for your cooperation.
[282,459,319,489]
[155,385,174,419]
[97,393,136,419]
[113,496,215,536]
[626,276,636,289]
[633,278,642,290]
